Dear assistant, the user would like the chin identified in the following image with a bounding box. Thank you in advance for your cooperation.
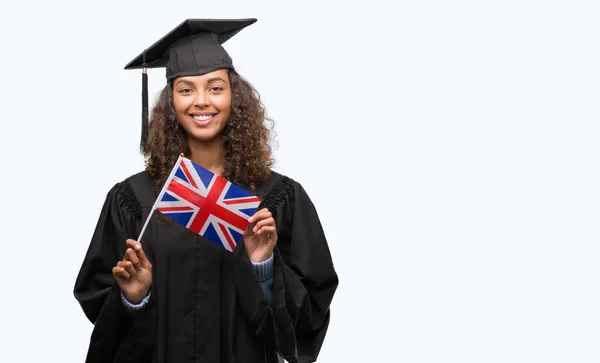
[188,130,222,142]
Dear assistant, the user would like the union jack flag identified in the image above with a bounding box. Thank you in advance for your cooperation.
[140,155,261,251]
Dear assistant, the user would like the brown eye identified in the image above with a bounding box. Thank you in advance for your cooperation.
[179,88,192,94]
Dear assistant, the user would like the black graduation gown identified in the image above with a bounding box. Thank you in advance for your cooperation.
[73,170,338,363]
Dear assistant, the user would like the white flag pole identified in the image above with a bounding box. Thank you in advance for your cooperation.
[136,154,184,244]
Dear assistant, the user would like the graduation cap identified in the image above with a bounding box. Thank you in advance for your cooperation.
[124,18,257,149]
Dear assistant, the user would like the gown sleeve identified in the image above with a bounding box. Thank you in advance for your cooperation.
[74,182,135,322]
[73,181,155,363]
[234,178,339,363]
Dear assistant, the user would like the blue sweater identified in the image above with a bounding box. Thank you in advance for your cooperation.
[121,253,274,310]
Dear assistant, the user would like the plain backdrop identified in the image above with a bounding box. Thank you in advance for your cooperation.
[0,0,599,362]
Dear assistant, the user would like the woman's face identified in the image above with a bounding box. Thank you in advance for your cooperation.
[172,69,232,143]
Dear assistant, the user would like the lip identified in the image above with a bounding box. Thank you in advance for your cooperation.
[188,113,216,127]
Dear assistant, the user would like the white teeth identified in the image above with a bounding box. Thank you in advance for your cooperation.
[192,115,213,121]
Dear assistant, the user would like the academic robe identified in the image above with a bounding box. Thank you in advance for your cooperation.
[73,170,338,363]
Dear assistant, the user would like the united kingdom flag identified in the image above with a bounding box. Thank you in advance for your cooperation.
[152,156,261,251]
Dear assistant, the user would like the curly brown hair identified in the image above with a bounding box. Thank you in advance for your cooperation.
[142,70,275,194]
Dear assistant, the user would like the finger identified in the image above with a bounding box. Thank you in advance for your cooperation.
[118,260,137,277]
[113,266,131,280]
[112,266,122,279]
[252,217,275,232]
[136,245,152,269]
[248,208,271,223]
[257,225,277,236]
[126,239,142,251]
[125,248,140,268]
[255,208,272,220]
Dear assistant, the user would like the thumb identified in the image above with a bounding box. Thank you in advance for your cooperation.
[245,219,258,233]
[136,244,152,269]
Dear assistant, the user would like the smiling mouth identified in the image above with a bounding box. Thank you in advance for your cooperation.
[189,114,216,126]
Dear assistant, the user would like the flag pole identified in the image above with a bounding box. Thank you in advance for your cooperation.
[136,154,185,243]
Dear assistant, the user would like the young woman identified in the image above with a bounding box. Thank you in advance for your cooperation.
[73,18,338,363]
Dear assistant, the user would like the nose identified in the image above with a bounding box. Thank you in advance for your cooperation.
[194,91,209,108]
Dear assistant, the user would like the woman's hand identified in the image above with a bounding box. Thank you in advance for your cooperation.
[112,239,153,304]
[243,208,278,263]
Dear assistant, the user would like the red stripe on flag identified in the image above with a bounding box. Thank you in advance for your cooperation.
[167,178,250,233]
[223,197,262,205]
[179,161,198,189]
[218,223,237,251]
[157,206,194,212]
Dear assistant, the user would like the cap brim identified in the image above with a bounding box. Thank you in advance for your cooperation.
[124,18,257,70]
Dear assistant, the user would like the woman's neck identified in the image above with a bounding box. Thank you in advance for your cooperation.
[187,136,226,176]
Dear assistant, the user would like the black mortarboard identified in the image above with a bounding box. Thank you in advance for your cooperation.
[124,18,257,150]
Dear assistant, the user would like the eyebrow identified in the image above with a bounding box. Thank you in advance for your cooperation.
[206,77,228,84]
[175,77,228,86]
[175,79,194,86]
